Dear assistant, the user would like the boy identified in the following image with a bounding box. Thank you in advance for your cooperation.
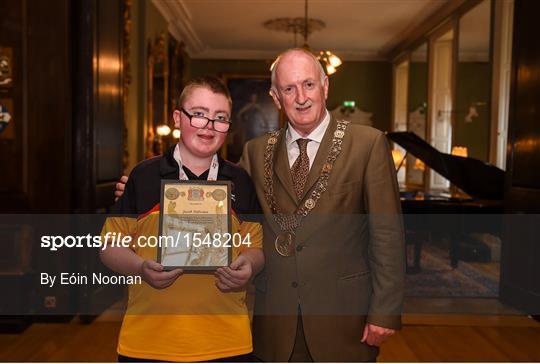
[100,76,263,362]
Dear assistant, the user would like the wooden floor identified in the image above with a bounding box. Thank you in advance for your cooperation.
[379,320,540,361]
[1,310,540,362]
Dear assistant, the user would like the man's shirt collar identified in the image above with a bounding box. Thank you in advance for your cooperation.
[286,109,330,146]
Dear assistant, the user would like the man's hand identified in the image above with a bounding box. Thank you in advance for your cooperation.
[140,259,183,289]
[361,323,395,347]
[214,254,253,292]
[114,175,129,201]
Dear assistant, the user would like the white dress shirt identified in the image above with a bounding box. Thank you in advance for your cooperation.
[285,110,331,169]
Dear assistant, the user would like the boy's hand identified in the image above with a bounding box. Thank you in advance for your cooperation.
[140,259,183,289]
[214,255,253,292]
[114,175,129,201]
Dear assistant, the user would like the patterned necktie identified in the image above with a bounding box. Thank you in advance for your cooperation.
[291,138,310,200]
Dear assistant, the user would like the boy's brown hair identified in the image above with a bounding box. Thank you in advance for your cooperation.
[177,75,232,110]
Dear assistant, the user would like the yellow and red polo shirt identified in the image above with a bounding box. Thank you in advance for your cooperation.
[101,146,262,362]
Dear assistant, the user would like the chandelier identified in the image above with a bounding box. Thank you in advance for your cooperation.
[263,0,342,75]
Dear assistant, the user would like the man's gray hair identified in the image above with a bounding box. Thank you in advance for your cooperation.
[270,48,327,92]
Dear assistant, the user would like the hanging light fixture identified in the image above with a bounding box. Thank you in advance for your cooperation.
[318,50,342,75]
[264,0,342,75]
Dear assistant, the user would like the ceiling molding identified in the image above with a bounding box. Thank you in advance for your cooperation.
[150,0,455,63]
[151,0,205,54]
[330,51,387,62]
[379,0,449,57]
[384,0,472,61]
[189,49,278,61]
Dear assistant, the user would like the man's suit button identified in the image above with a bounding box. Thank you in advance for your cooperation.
[296,245,303,252]
[291,281,298,288]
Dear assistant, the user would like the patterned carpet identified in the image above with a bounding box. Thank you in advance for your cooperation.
[405,245,499,297]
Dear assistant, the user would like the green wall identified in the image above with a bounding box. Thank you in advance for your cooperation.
[408,61,428,116]
[455,62,491,161]
[327,61,392,131]
[189,59,393,132]
[189,59,274,78]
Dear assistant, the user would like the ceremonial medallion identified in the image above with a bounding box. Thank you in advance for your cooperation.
[263,121,350,257]
[212,189,227,201]
[165,187,180,200]
[275,232,295,257]
[322,162,332,173]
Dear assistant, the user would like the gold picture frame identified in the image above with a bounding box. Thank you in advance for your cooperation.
[146,32,169,158]
[158,180,232,271]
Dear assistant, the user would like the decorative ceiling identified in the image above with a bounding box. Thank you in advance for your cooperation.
[152,0,451,61]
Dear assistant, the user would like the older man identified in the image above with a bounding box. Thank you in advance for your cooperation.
[115,49,404,361]
[238,48,404,362]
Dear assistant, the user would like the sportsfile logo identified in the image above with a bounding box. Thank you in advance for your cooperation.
[40,232,252,251]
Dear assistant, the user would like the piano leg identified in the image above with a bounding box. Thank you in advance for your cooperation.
[406,230,427,274]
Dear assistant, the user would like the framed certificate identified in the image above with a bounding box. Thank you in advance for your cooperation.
[158,180,232,270]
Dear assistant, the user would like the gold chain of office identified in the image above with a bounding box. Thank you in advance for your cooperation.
[263,120,350,234]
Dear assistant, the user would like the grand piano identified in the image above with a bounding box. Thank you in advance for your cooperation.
[386,131,505,272]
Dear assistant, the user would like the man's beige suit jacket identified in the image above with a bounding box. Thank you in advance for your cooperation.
[239,116,405,362]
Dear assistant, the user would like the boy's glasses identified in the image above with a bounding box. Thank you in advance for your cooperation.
[181,108,231,133]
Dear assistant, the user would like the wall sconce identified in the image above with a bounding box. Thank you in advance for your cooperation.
[156,124,171,137]
[172,129,181,139]
[464,102,486,123]
[155,124,171,154]
[438,101,486,123]
[464,105,478,123]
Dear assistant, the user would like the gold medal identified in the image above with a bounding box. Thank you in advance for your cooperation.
[304,198,315,210]
[275,231,295,257]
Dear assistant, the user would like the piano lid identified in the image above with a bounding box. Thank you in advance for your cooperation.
[386,131,505,200]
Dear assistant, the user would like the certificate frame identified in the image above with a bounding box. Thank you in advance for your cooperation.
[158,180,232,271]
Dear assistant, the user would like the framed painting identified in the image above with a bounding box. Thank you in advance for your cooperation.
[222,75,281,162]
